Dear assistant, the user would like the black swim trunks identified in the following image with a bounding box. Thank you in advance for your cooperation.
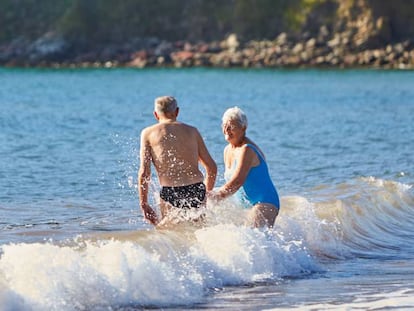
[160,182,206,209]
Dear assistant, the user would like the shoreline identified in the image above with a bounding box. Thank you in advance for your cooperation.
[2,33,414,70]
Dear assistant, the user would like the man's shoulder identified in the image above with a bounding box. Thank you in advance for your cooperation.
[180,122,198,131]
[141,122,199,138]
[168,122,198,136]
[141,123,159,133]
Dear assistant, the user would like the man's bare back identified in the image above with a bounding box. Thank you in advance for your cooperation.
[142,121,204,187]
[138,96,217,226]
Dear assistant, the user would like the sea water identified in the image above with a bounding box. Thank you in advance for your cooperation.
[0,68,413,310]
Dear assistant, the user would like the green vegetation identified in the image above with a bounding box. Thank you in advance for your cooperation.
[0,0,71,42]
[0,0,315,46]
[1,0,414,47]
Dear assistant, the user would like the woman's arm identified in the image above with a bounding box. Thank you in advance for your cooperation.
[211,145,255,200]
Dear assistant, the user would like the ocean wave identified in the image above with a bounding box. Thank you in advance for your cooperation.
[0,177,412,310]
[0,224,317,310]
[279,177,414,260]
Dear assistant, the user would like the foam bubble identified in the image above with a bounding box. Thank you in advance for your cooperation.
[0,221,319,310]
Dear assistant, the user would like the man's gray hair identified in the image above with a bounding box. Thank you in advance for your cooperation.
[154,96,178,114]
[222,106,248,128]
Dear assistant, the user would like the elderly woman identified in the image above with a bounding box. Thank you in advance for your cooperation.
[208,106,280,228]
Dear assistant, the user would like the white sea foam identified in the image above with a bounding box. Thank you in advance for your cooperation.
[266,288,414,311]
[0,240,205,310]
[0,218,318,310]
[1,177,412,310]
[279,178,414,260]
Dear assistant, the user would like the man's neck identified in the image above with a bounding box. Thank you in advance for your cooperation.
[159,118,176,123]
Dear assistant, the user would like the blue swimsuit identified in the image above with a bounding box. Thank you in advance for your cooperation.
[225,144,280,209]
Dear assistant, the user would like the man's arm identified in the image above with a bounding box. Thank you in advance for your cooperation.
[138,129,158,225]
[196,130,217,191]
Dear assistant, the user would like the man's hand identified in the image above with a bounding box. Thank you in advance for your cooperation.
[140,202,159,225]
[206,190,220,204]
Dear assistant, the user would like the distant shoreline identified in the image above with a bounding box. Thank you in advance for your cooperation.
[1,33,414,70]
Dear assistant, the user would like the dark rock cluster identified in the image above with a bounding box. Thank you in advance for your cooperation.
[1,31,413,69]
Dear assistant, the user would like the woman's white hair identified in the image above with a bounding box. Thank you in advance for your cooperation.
[222,106,248,128]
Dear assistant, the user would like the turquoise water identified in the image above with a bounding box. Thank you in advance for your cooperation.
[0,68,414,310]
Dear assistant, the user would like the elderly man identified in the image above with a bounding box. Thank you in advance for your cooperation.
[138,96,217,226]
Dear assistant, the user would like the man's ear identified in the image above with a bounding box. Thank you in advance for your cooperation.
[175,107,179,117]
[153,111,159,120]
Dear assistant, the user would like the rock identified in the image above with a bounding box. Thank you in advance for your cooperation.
[275,32,288,45]
[327,35,341,48]
[129,50,150,68]
[154,41,173,57]
[171,50,194,62]
[318,25,330,41]
[292,43,304,54]
[343,54,358,66]
[305,38,317,49]
[222,33,239,52]
[29,32,69,61]
[171,51,194,67]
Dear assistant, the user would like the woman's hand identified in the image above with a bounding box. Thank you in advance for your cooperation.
[207,189,221,203]
[208,188,230,204]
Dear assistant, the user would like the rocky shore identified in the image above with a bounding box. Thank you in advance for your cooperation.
[1,31,414,69]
